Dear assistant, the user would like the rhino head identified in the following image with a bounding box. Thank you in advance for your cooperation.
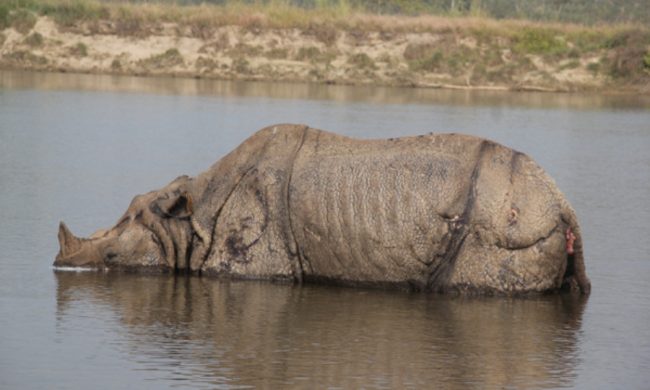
[54,177,198,272]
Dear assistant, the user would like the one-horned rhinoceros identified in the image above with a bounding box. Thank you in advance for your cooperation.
[54,124,591,295]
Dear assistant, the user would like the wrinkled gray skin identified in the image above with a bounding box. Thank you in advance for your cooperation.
[55,125,591,295]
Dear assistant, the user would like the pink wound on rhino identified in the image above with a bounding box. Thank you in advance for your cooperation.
[566,227,576,255]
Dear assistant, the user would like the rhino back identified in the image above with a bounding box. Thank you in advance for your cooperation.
[289,130,487,287]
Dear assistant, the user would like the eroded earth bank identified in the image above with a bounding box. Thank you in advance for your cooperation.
[1,9,649,93]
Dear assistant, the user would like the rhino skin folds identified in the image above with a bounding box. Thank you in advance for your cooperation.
[54,124,591,295]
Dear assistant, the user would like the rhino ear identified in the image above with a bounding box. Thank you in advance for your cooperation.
[152,192,193,219]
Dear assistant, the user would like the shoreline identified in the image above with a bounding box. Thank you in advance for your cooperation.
[1,9,649,94]
[6,69,649,112]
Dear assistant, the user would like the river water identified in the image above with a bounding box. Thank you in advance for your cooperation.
[1,70,649,389]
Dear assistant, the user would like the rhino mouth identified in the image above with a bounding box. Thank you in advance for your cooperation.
[53,252,107,270]
[52,265,103,272]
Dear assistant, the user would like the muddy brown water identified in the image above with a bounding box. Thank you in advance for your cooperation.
[1,70,649,389]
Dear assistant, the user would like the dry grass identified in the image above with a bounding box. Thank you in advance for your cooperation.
[7,0,646,36]
[2,0,648,88]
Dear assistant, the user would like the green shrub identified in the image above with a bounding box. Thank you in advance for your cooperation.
[606,31,650,78]
[587,61,600,74]
[195,56,218,69]
[513,28,568,56]
[403,43,436,61]
[296,46,321,61]
[377,52,396,65]
[486,63,518,83]
[111,6,148,36]
[11,9,37,34]
[408,50,443,72]
[5,49,48,65]
[305,22,338,46]
[0,4,10,29]
[265,47,288,59]
[24,31,43,46]
[232,57,250,73]
[604,31,631,49]
[41,0,108,27]
[404,42,449,72]
[228,43,262,57]
[567,48,580,58]
[558,59,580,71]
[139,48,184,69]
[444,47,478,76]
[295,46,337,63]
[348,52,376,69]
[70,42,87,56]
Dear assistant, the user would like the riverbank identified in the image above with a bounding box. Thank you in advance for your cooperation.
[1,2,649,93]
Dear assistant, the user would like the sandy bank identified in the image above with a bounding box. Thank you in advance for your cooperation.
[1,15,648,93]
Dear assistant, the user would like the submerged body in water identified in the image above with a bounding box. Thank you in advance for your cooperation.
[54,124,590,295]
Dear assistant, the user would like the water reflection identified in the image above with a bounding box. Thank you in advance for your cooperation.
[55,272,586,388]
[3,70,648,110]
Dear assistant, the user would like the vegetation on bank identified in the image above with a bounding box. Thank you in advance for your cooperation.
[1,0,649,92]
[3,0,649,26]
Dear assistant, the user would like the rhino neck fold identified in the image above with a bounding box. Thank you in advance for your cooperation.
[283,126,309,283]
[189,125,310,279]
[186,128,281,273]
[427,140,492,291]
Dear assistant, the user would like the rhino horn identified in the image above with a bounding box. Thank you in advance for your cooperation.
[57,221,83,257]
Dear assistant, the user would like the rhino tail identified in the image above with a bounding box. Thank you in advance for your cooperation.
[562,203,591,295]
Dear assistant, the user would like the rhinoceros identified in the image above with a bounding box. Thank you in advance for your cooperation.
[54,124,591,295]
